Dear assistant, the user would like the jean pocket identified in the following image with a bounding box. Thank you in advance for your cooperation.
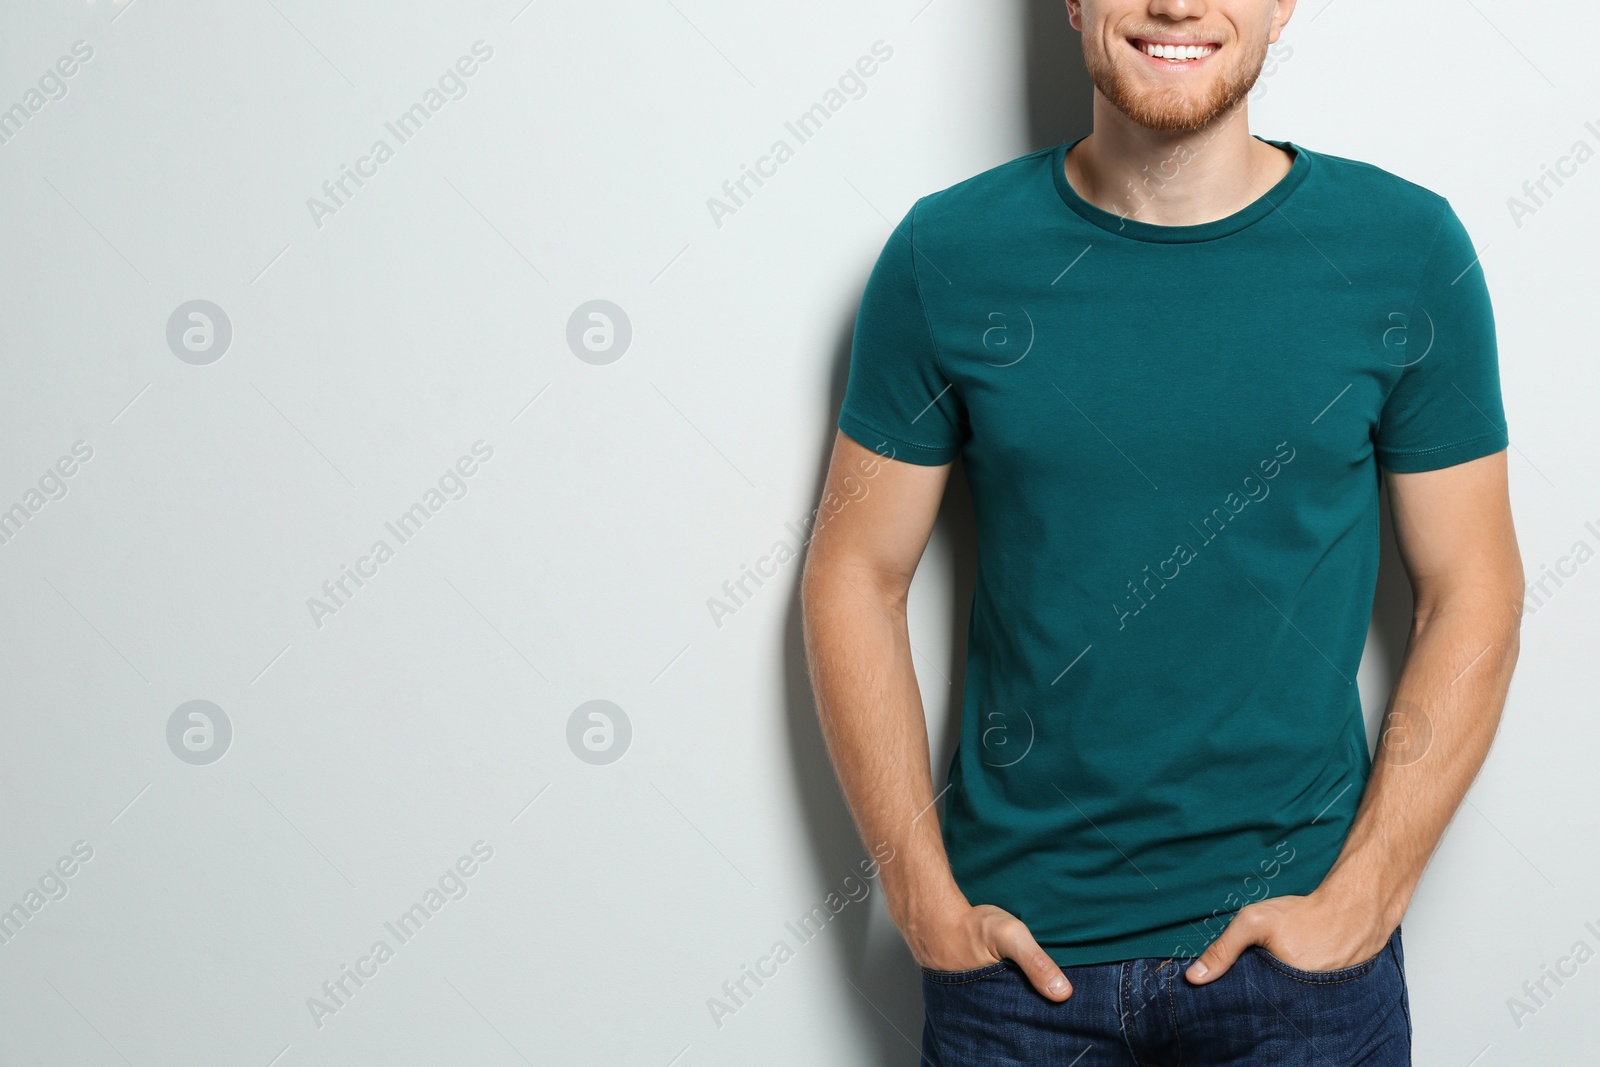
[1251,942,1386,985]
[920,959,1011,985]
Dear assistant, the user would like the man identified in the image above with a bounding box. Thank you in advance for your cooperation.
[800,0,1523,1063]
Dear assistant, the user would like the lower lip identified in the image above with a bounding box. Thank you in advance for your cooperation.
[1129,40,1218,71]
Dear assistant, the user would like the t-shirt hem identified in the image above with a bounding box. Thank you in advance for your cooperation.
[1041,929,1222,967]
[1376,429,1508,473]
[837,410,959,466]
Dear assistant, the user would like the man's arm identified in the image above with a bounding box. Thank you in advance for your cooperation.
[800,431,1074,1000]
[1189,449,1524,981]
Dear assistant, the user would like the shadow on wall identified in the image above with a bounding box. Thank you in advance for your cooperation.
[775,5,1093,1063]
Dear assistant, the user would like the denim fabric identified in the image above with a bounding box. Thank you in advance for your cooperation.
[921,927,1410,1066]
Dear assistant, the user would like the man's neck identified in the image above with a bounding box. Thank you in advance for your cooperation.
[1064,97,1294,227]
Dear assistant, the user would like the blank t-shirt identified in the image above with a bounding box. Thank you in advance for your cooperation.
[838,136,1508,965]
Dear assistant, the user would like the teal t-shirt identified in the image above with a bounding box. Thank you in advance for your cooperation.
[837,136,1509,966]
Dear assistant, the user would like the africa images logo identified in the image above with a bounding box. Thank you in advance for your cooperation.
[981,306,1034,367]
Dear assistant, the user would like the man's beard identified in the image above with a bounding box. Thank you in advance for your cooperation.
[1083,38,1268,133]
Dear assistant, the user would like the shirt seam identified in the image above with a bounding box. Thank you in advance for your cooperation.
[1374,428,1505,458]
[838,408,956,456]
[907,198,954,388]
[1394,203,1453,392]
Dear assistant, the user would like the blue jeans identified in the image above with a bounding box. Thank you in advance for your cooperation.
[921,927,1410,1066]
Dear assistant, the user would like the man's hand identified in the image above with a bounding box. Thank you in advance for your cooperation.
[905,899,1074,1000]
[801,435,1074,1000]
[1187,454,1520,987]
[1183,889,1393,983]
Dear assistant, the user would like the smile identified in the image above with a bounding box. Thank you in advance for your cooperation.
[1128,37,1219,67]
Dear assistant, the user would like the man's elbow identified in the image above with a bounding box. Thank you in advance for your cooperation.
[801,550,909,621]
[1411,561,1526,641]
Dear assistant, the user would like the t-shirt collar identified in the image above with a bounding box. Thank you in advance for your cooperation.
[1051,133,1312,243]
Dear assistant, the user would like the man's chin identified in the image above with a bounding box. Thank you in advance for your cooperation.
[1086,55,1264,135]
[1121,101,1219,133]
[1103,83,1242,134]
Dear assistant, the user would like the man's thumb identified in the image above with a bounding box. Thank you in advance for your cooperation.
[1185,919,1252,985]
[1000,927,1073,1001]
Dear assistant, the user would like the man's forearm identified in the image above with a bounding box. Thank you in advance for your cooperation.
[1318,591,1522,927]
[800,568,965,932]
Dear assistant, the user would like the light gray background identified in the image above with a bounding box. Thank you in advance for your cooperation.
[1,0,1594,1064]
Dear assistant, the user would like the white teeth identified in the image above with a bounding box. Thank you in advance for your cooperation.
[1143,41,1215,60]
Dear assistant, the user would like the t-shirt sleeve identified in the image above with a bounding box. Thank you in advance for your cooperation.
[1374,201,1509,473]
[836,202,968,466]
